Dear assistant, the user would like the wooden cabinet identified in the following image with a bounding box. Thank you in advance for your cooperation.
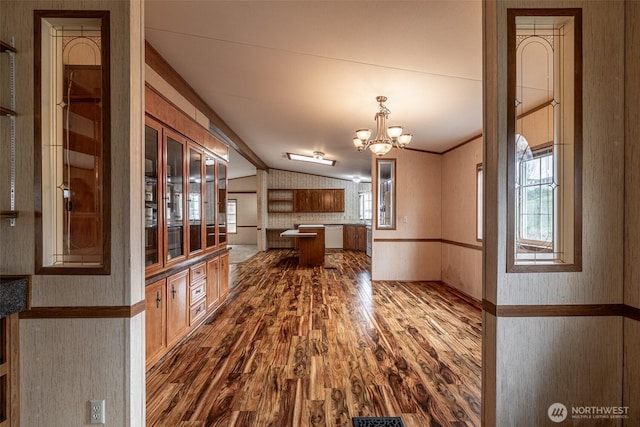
[0,313,18,426]
[219,252,230,299]
[145,279,166,369]
[189,262,207,325]
[206,257,220,311]
[144,119,164,275]
[166,270,189,346]
[217,162,228,246]
[144,90,231,370]
[269,188,345,213]
[333,189,345,212]
[144,116,228,275]
[343,225,367,251]
[268,189,295,213]
[145,252,230,370]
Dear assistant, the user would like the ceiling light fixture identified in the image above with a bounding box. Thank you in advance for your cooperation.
[352,96,412,156]
[286,152,336,166]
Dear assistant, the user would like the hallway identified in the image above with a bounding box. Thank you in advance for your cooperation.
[146,250,481,426]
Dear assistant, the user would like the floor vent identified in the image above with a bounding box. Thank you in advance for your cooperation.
[352,417,406,427]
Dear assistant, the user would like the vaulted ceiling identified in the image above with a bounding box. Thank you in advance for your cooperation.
[145,1,483,180]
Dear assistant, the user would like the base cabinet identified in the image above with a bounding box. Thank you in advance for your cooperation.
[145,279,166,369]
[166,270,189,346]
[343,225,367,251]
[219,252,230,298]
[206,257,220,311]
[145,252,230,370]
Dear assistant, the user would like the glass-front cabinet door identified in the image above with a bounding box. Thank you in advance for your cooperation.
[165,132,187,264]
[204,155,217,249]
[217,162,228,246]
[144,119,163,273]
[188,146,203,255]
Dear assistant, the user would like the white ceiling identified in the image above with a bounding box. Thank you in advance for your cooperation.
[145,0,483,181]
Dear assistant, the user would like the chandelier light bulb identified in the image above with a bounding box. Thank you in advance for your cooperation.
[387,126,403,139]
[370,142,392,157]
[398,133,413,147]
[356,129,371,141]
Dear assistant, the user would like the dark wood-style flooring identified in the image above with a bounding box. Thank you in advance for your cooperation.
[146,250,482,427]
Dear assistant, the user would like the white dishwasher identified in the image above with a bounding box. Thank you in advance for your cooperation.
[324,225,343,249]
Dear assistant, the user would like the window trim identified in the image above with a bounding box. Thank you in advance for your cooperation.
[34,10,111,275]
[506,8,582,273]
[227,199,237,234]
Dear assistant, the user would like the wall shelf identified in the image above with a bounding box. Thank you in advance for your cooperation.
[1,210,19,220]
[0,106,16,116]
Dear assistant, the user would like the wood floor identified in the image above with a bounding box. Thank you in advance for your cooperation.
[146,250,482,427]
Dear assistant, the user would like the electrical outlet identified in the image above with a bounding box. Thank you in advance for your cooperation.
[89,400,105,424]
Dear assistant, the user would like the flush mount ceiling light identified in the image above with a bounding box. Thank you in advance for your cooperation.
[286,152,336,166]
[352,96,413,156]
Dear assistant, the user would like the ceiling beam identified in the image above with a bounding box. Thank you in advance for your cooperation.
[145,41,269,171]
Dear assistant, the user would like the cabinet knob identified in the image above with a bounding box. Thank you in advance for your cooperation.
[171,285,177,298]
[155,291,161,308]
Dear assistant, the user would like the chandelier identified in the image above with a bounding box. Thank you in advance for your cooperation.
[352,96,412,156]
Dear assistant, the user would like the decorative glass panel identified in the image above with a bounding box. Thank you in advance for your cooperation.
[217,162,227,245]
[507,9,582,271]
[204,155,216,248]
[144,123,161,267]
[35,11,110,273]
[188,147,202,253]
[376,159,395,229]
[165,136,185,261]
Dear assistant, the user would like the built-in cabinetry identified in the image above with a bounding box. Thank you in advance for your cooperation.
[145,118,227,275]
[1,40,18,224]
[0,40,16,117]
[267,189,345,213]
[343,224,367,252]
[144,253,229,370]
[144,86,231,370]
[0,314,19,425]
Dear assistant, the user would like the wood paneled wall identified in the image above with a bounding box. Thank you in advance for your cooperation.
[0,1,146,425]
[441,136,483,299]
[371,149,442,281]
[624,1,640,422]
[483,1,634,425]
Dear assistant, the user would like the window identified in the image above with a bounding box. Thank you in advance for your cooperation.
[227,200,237,234]
[358,191,372,221]
[517,144,553,251]
[507,9,582,271]
[35,11,111,274]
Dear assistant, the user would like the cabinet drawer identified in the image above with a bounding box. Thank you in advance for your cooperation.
[189,298,207,325]
[190,262,206,285]
[190,280,206,304]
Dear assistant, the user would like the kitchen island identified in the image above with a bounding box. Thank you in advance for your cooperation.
[280,225,325,266]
